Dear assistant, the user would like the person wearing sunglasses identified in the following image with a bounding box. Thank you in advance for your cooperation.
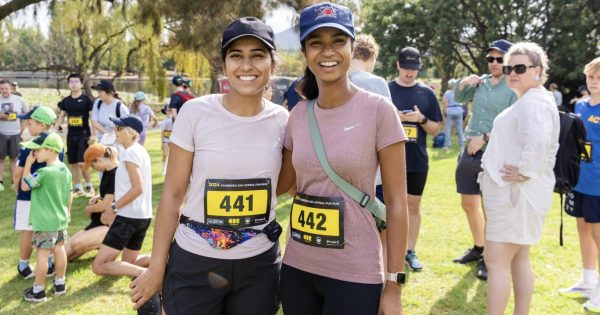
[452,39,518,281]
[481,42,559,315]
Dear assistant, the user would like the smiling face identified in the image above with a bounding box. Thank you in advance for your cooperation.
[223,37,274,98]
[506,54,541,95]
[303,27,353,86]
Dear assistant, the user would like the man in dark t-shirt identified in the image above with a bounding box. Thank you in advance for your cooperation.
[386,47,442,272]
[56,73,94,197]
[168,75,194,119]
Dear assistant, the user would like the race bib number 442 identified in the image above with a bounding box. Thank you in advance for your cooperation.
[290,193,344,249]
[204,178,271,228]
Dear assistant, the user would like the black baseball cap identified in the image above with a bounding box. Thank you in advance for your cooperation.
[221,17,275,60]
[487,39,513,54]
[110,115,144,134]
[397,47,422,70]
[94,79,115,92]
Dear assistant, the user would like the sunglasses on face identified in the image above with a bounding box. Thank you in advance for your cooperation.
[502,64,536,75]
[486,56,504,64]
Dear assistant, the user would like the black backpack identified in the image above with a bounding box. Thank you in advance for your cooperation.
[97,100,122,118]
[554,111,588,245]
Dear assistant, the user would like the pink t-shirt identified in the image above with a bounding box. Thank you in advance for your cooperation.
[170,94,289,259]
[283,89,407,284]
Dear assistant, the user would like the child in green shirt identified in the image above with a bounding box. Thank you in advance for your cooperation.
[20,132,73,302]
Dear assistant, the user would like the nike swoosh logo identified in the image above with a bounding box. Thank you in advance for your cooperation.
[344,123,361,131]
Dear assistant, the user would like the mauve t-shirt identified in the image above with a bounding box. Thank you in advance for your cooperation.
[283,89,407,284]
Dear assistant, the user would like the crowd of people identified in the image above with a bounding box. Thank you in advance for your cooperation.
[1,1,599,314]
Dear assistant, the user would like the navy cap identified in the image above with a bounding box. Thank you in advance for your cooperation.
[299,2,355,41]
[172,75,184,87]
[221,17,275,60]
[94,79,115,92]
[110,115,144,134]
[487,39,513,54]
[397,47,422,70]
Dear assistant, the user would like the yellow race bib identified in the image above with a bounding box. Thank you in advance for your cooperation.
[403,123,418,142]
[7,112,17,121]
[290,193,344,249]
[204,178,271,227]
[164,130,172,139]
[68,116,83,127]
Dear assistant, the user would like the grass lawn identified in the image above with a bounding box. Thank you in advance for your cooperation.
[0,91,589,314]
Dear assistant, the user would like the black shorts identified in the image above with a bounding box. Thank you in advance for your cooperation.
[0,134,20,159]
[565,191,600,223]
[455,147,484,195]
[162,240,281,315]
[102,215,151,251]
[280,264,382,315]
[67,134,89,164]
[376,172,428,201]
[407,171,428,196]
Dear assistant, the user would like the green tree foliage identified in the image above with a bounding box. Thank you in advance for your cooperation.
[363,0,599,96]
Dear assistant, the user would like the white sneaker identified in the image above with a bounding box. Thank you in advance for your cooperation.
[584,293,600,313]
[559,280,595,299]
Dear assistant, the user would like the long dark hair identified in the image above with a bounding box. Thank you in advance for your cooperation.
[297,42,319,100]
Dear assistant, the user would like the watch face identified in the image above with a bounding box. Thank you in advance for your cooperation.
[397,272,407,284]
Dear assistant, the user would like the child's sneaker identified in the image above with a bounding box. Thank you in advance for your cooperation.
[23,287,47,303]
[46,264,56,277]
[73,187,85,198]
[18,265,34,279]
[559,280,595,299]
[53,282,66,296]
[84,185,95,197]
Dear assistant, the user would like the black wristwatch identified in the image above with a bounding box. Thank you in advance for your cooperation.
[111,202,118,213]
[385,272,407,286]
[420,116,429,125]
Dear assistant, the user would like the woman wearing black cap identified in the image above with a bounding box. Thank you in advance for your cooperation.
[277,2,408,314]
[130,17,288,314]
[91,80,130,145]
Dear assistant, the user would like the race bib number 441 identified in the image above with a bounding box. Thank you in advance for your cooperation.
[290,193,344,249]
[204,178,271,228]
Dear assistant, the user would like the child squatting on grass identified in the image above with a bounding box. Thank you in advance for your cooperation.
[20,132,73,302]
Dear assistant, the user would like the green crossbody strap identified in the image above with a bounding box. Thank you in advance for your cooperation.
[307,100,387,223]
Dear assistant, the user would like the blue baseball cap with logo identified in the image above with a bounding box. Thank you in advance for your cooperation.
[299,2,355,42]
[487,39,513,54]
[110,115,144,134]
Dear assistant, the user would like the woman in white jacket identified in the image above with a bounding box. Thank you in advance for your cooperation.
[481,42,559,315]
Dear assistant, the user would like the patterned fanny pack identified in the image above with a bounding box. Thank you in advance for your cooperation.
[180,215,281,250]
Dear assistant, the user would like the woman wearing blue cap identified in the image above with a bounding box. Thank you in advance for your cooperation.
[129,91,158,145]
[277,2,409,314]
[129,17,288,314]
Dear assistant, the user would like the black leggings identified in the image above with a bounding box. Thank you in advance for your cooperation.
[279,264,383,315]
